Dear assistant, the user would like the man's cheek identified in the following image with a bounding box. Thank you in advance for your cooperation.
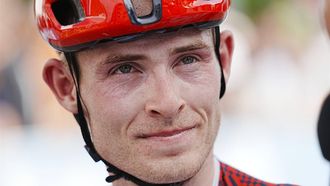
[188,76,220,101]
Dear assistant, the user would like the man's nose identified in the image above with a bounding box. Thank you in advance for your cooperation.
[144,76,186,119]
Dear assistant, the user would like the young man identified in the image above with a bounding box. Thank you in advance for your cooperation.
[35,0,294,185]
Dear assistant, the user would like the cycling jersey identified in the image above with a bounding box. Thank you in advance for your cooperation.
[218,161,296,186]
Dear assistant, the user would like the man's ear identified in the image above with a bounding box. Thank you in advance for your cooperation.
[43,58,78,114]
[219,30,234,84]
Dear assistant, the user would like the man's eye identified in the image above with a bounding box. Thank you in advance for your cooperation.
[180,56,198,65]
[114,64,134,74]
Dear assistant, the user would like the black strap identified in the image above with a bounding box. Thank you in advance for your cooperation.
[64,52,101,162]
[214,26,226,99]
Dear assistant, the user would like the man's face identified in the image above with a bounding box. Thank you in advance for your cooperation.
[76,29,223,183]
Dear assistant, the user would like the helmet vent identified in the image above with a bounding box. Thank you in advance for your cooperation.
[51,0,84,26]
[131,0,153,18]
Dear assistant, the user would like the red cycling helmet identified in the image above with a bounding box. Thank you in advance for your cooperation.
[35,0,230,52]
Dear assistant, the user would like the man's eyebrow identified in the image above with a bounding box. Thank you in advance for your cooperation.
[101,54,147,65]
[170,41,210,55]
[98,41,209,65]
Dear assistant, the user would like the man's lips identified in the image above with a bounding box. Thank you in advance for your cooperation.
[139,126,196,139]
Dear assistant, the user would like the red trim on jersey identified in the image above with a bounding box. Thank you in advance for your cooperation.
[218,161,297,186]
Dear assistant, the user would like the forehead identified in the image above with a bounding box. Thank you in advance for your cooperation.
[76,28,214,61]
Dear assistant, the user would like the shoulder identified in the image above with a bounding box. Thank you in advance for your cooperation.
[218,161,297,186]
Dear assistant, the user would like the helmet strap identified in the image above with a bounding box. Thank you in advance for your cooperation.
[214,26,226,99]
[64,52,101,162]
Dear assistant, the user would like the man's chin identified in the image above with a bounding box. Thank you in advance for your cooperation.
[135,165,197,185]
[129,154,204,184]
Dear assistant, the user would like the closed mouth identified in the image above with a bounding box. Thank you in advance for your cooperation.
[139,126,196,139]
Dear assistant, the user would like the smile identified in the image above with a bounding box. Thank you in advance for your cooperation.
[141,127,195,138]
[140,126,196,139]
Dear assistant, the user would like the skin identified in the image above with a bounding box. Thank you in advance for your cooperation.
[43,28,234,186]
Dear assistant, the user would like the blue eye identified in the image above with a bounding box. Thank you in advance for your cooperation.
[181,56,198,65]
[115,64,133,74]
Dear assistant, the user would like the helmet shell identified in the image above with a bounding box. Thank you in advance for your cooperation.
[35,0,230,52]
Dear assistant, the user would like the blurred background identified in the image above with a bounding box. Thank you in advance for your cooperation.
[0,0,329,185]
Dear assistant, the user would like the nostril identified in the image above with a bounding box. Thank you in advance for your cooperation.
[178,104,185,112]
[150,109,161,115]
[146,100,186,118]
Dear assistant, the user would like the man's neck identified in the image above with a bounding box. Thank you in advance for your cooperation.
[113,152,216,186]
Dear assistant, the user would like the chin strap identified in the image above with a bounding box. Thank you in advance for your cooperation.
[63,26,225,185]
[105,162,185,186]
[64,52,102,162]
